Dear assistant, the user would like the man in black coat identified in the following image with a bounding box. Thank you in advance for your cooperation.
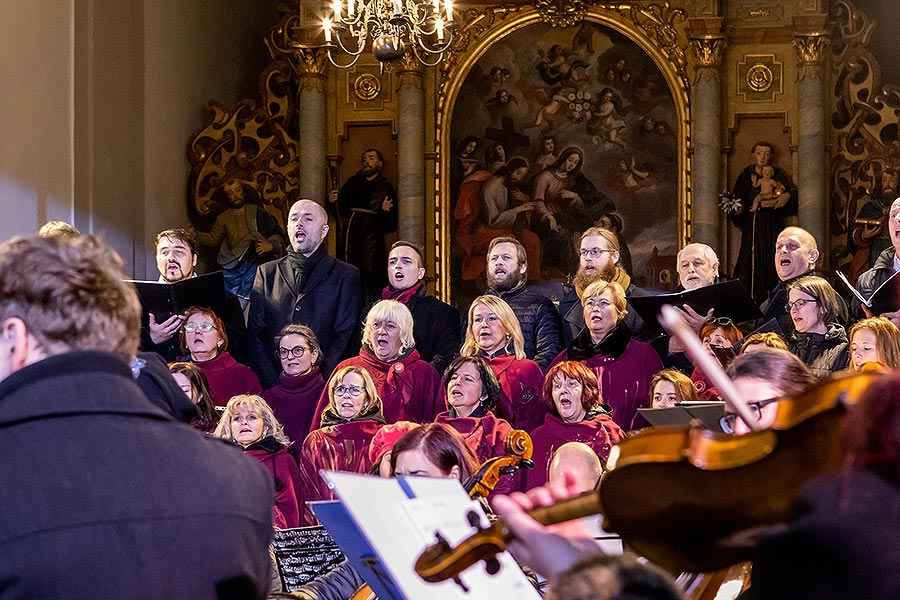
[248,199,362,387]
[380,241,461,376]
[0,234,273,599]
[485,236,563,371]
[855,197,900,325]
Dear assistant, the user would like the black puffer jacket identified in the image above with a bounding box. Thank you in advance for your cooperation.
[787,323,850,379]
[487,282,563,372]
[854,246,898,320]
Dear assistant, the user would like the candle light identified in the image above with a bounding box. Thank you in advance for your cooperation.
[393,0,402,14]
[323,18,332,42]
[436,17,444,41]
[432,0,439,13]
[444,0,453,22]
[348,0,355,17]
[332,0,342,22]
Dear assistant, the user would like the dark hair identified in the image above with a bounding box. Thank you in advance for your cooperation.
[456,135,479,155]
[169,362,218,432]
[155,228,197,256]
[726,349,818,396]
[543,361,602,416]
[180,306,228,355]
[389,423,479,481]
[390,240,425,266]
[443,356,503,411]
[274,323,322,368]
[787,275,843,326]
[751,141,776,154]
[547,553,681,600]
[362,148,385,164]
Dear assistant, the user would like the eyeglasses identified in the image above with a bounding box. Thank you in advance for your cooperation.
[584,298,613,310]
[184,322,217,333]
[335,384,365,397]
[278,346,309,359]
[785,298,816,313]
[579,248,613,259]
[705,316,734,327]
[719,398,779,434]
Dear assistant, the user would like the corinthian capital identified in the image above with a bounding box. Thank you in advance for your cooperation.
[793,33,829,80]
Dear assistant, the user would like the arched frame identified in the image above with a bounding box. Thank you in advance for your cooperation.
[433,3,691,301]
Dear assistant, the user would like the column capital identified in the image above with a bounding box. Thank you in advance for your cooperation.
[690,35,727,83]
[395,52,425,90]
[792,33,829,81]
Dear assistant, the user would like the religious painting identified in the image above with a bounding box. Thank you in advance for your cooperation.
[446,20,679,306]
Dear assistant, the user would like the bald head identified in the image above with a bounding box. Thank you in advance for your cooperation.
[549,442,603,494]
[288,199,329,256]
[775,226,818,281]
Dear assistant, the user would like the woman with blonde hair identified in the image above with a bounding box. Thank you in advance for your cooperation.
[313,299,442,424]
[214,394,302,528]
[298,366,386,525]
[460,295,545,432]
[847,316,900,372]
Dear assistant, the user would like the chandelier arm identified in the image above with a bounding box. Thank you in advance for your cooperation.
[325,47,362,69]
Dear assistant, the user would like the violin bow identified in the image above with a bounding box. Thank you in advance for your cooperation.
[658,304,760,432]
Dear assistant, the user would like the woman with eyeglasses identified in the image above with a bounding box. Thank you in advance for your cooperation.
[549,279,663,431]
[262,324,326,446]
[180,306,261,406]
[313,299,442,425]
[460,295,546,433]
[690,317,744,402]
[784,276,850,378]
[214,394,303,528]
[298,365,386,525]
[719,348,818,434]
[847,316,900,373]
[525,361,624,490]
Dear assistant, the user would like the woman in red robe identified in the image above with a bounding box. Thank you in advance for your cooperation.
[549,279,662,431]
[434,356,520,496]
[460,295,545,433]
[314,300,442,425]
[298,366,386,525]
[525,361,624,491]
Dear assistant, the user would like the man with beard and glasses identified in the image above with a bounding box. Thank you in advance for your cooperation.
[143,228,249,363]
[484,236,563,372]
[557,227,646,345]
[328,148,398,304]
[195,178,286,303]
[248,199,361,388]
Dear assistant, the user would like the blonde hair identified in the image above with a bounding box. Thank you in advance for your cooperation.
[848,317,900,371]
[214,394,291,446]
[326,366,383,417]
[362,300,415,354]
[580,279,627,318]
[740,332,788,353]
[461,295,525,359]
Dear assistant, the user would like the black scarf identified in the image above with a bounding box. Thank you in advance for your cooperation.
[567,320,632,362]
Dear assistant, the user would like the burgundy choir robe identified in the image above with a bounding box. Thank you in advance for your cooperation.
[435,410,520,496]
[244,436,304,529]
[297,419,382,525]
[314,347,443,425]
[525,412,625,491]
[263,366,326,447]
[194,350,262,407]
[483,353,546,433]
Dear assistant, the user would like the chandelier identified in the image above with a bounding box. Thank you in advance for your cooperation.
[321,0,455,67]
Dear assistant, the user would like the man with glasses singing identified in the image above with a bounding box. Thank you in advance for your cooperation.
[557,226,647,344]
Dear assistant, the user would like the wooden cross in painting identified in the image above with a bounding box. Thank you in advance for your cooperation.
[485,117,530,151]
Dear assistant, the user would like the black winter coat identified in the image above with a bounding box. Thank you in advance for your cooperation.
[487,282,563,372]
[786,323,850,379]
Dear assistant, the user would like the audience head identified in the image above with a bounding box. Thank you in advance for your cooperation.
[363,300,415,362]
[462,295,525,359]
[774,227,818,282]
[180,306,227,361]
[848,317,900,372]
[326,365,382,421]
[215,394,289,448]
[274,323,321,376]
[581,279,627,343]
[168,361,218,431]
[543,361,602,423]
[155,228,198,283]
[722,349,817,434]
[699,317,743,352]
[443,356,503,418]
[676,243,719,290]
[369,421,421,477]
[574,227,620,291]
[288,199,329,256]
[547,554,681,600]
[38,220,80,239]
[390,422,479,482]
[548,442,603,493]
[388,241,426,291]
[486,237,527,293]
[786,275,842,334]
[740,332,788,354]
[0,235,140,380]
[649,369,698,408]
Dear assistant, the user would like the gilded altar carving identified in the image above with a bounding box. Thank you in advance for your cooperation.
[690,36,726,82]
[793,33,829,81]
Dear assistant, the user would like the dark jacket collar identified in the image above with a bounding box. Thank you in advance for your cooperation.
[0,351,171,426]
[568,321,632,362]
[486,280,526,300]
[320,401,386,428]
[243,435,284,453]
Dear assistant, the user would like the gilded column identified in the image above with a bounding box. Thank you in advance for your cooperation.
[689,34,726,248]
[793,31,829,248]
[395,55,425,246]
[294,47,329,203]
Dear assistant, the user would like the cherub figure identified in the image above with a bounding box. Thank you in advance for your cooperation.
[751,165,786,212]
